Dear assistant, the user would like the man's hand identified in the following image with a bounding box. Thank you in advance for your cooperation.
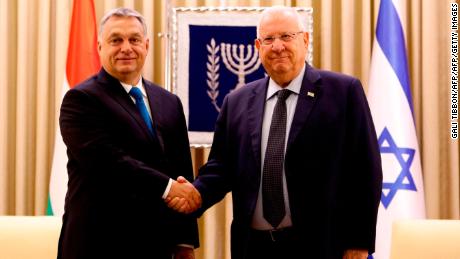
[174,246,195,259]
[166,176,201,214]
[343,249,369,259]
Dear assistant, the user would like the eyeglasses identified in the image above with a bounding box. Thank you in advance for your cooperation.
[258,31,304,45]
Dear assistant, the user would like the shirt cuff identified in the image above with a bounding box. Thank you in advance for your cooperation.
[176,244,194,249]
[162,178,173,199]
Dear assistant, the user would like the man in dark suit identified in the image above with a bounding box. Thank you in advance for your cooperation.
[57,7,201,259]
[168,6,382,259]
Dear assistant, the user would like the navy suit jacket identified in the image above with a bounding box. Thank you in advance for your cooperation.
[57,69,198,259]
[194,64,382,259]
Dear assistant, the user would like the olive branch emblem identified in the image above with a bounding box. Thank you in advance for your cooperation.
[206,38,220,112]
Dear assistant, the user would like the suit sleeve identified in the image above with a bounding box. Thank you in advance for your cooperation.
[337,78,383,253]
[167,95,199,248]
[193,95,233,214]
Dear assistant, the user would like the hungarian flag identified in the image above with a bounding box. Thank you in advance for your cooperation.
[47,0,100,216]
[367,0,426,258]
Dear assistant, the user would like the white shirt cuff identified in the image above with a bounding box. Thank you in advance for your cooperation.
[162,178,173,199]
[177,244,194,248]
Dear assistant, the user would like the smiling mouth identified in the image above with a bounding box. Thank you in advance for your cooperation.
[116,57,135,61]
[270,54,289,58]
[271,56,289,60]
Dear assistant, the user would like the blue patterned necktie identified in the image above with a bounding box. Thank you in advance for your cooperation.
[262,89,292,228]
[129,87,154,135]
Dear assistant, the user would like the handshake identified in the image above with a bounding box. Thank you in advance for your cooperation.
[165,176,202,214]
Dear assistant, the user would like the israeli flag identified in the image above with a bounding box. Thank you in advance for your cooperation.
[367,0,426,258]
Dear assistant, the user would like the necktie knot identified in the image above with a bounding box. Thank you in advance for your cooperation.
[129,87,143,101]
[277,89,292,102]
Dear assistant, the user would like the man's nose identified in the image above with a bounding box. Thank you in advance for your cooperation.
[271,38,285,52]
[120,40,132,53]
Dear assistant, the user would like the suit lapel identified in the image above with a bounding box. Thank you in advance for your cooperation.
[97,69,157,143]
[287,64,322,149]
[248,78,269,173]
[144,80,165,152]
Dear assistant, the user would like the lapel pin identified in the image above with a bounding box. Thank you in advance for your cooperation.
[307,91,315,98]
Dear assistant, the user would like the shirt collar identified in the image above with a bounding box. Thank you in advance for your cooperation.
[266,64,305,100]
[120,78,146,97]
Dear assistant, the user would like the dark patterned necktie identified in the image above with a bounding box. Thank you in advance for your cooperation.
[262,89,292,228]
[129,87,154,135]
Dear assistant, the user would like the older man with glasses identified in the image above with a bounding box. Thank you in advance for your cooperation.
[168,5,382,259]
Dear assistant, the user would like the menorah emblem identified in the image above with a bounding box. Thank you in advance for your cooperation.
[206,38,262,112]
[220,42,261,90]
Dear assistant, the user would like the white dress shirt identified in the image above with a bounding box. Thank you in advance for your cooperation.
[251,64,306,230]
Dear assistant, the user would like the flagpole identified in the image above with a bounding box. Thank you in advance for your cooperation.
[163,0,172,92]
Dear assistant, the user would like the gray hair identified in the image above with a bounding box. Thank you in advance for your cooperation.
[98,7,147,38]
[256,6,306,38]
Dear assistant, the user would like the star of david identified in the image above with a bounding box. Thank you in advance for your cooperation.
[378,127,417,209]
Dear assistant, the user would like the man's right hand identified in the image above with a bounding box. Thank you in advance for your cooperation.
[166,176,201,214]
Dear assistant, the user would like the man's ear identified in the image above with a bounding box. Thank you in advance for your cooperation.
[97,40,101,53]
[303,32,309,48]
[255,38,261,51]
[145,37,149,52]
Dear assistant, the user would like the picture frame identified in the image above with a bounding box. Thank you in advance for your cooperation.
[166,6,313,146]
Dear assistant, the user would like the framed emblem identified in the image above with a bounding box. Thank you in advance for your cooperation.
[166,7,313,146]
